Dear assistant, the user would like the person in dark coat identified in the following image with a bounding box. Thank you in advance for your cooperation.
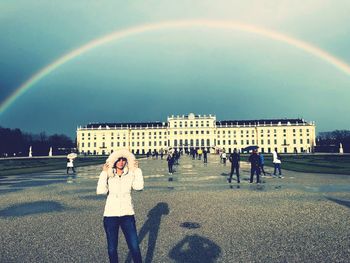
[228,149,240,183]
[249,149,261,183]
[167,153,175,174]
[203,149,208,164]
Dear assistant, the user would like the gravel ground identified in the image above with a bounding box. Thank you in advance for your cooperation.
[0,154,350,263]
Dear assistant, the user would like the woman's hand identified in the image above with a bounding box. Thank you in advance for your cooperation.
[134,160,139,168]
[103,163,109,172]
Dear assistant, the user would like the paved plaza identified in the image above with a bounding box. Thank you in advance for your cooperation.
[1,154,350,262]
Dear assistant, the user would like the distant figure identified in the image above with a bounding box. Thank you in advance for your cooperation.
[203,149,208,164]
[197,148,203,160]
[221,152,227,165]
[228,149,240,183]
[259,152,266,176]
[272,150,283,178]
[249,150,260,183]
[191,149,196,160]
[66,158,76,174]
[160,148,164,159]
[167,153,175,174]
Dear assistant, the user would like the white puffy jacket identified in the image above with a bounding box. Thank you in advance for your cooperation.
[96,168,144,217]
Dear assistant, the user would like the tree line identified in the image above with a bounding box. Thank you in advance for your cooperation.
[1,126,349,157]
[0,126,75,157]
[316,130,350,153]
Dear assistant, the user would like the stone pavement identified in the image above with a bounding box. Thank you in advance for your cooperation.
[0,154,350,262]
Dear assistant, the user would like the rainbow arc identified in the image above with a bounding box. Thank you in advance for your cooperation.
[1,20,350,115]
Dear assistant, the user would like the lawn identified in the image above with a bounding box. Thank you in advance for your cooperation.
[241,154,350,175]
[0,156,107,176]
[1,154,349,176]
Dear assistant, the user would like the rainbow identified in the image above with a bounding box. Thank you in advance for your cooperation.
[1,20,350,115]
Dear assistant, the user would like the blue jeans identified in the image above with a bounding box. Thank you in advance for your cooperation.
[103,215,142,263]
[274,163,282,175]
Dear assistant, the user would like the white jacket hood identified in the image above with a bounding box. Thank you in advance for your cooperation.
[106,149,136,177]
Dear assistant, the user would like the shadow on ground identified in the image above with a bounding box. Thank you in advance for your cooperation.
[169,234,221,263]
[325,196,350,209]
[0,201,65,217]
[126,202,169,263]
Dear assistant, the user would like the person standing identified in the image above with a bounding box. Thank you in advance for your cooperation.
[249,149,261,183]
[66,158,75,174]
[97,149,144,263]
[272,150,283,178]
[167,153,175,174]
[228,149,240,183]
[203,149,208,164]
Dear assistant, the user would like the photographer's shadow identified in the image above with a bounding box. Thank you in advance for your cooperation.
[169,234,221,263]
[125,202,169,263]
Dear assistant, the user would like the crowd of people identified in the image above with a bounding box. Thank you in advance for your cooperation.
[229,149,283,184]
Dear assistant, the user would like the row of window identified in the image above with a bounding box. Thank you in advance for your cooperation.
[81,138,310,149]
[80,128,311,137]
[80,132,310,141]
[80,146,311,156]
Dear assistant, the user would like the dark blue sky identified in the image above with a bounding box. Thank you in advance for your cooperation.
[1,1,350,138]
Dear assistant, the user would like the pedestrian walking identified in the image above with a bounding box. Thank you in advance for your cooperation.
[66,158,76,174]
[249,149,261,183]
[272,150,283,178]
[97,149,144,263]
[197,148,203,160]
[221,152,227,165]
[228,149,240,183]
[259,152,266,176]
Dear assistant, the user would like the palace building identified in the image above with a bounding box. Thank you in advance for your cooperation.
[76,113,316,155]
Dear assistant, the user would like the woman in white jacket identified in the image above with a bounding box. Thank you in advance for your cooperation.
[97,149,144,263]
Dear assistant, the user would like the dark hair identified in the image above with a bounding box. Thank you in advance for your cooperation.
[114,157,127,168]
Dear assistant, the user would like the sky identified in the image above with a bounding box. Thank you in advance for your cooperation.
[0,0,350,138]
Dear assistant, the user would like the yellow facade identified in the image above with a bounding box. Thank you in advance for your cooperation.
[76,113,316,155]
